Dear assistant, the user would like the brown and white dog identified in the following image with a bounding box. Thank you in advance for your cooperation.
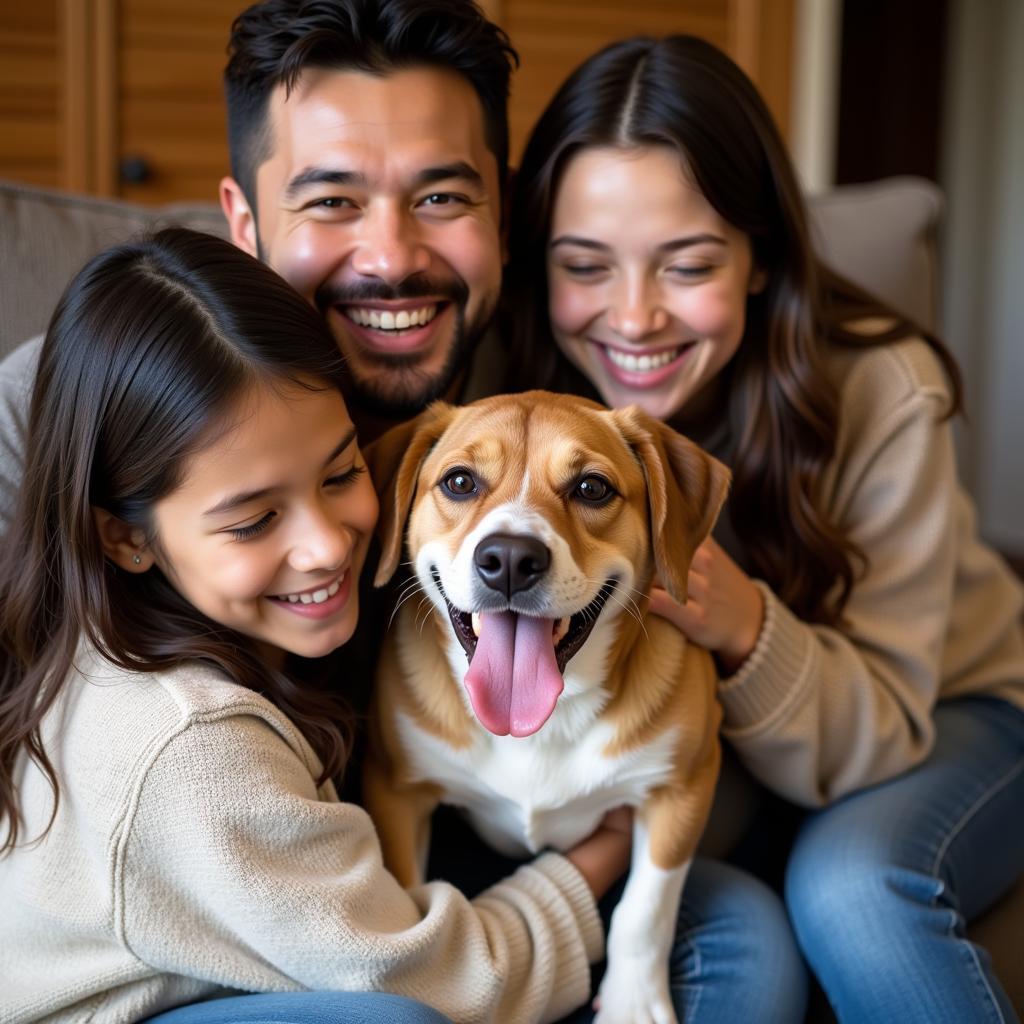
[365,391,729,1023]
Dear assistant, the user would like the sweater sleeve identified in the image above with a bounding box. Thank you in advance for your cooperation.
[717,359,958,807]
[116,710,603,1024]
[0,336,40,534]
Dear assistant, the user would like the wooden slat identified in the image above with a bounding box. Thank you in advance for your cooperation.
[0,3,61,188]
[60,0,92,192]
[730,0,793,140]
[92,0,118,196]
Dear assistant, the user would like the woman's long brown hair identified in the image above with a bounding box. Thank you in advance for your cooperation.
[505,35,962,626]
[0,228,359,852]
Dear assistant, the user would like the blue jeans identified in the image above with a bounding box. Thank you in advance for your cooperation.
[558,858,808,1023]
[786,696,1024,1023]
[144,991,452,1023]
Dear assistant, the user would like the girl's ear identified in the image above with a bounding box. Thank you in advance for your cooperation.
[92,508,154,572]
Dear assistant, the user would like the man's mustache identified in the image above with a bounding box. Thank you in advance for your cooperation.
[315,276,469,313]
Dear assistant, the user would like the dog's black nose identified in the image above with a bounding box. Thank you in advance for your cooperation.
[474,533,551,598]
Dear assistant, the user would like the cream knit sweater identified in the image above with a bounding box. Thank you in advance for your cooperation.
[705,337,1024,806]
[0,646,602,1023]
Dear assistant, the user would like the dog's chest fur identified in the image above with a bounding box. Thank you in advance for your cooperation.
[393,701,679,856]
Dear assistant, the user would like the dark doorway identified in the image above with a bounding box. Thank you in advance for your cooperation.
[836,0,950,185]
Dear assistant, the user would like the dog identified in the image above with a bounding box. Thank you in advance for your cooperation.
[364,391,729,1023]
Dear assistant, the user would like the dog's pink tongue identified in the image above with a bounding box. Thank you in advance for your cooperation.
[464,612,563,737]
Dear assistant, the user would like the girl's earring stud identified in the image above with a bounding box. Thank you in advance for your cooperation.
[132,554,142,565]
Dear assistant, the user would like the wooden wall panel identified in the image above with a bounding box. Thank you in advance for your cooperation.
[0,5,61,188]
[116,0,237,204]
[504,0,792,163]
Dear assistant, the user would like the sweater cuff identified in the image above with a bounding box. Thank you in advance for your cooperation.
[718,581,814,734]
[523,852,605,964]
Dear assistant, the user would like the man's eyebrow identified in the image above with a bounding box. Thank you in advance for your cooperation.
[284,168,366,201]
[413,162,485,190]
[203,426,358,518]
[549,233,727,252]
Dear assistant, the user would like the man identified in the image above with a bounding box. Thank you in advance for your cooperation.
[219,0,516,438]
[0,0,517,531]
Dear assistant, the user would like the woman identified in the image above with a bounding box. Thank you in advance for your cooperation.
[506,35,1024,1023]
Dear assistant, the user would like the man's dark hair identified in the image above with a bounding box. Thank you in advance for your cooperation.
[225,0,519,206]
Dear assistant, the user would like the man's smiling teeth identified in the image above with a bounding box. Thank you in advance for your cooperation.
[348,305,438,331]
[277,579,341,605]
[605,345,682,372]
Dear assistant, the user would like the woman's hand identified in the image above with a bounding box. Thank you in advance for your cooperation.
[565,806,633,900]
[649,537,764,674]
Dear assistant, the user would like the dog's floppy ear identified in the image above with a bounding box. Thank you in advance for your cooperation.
[611,406,731,604]
[364,402,457,586]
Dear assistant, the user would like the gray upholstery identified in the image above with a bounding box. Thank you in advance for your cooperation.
[0,180,228,360]
[0,175,1020,1015]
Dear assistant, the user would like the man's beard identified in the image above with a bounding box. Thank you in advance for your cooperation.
[314,275,493,420]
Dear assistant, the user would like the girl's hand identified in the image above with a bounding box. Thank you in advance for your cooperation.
[649,537,764,674]
[565,806,633,900]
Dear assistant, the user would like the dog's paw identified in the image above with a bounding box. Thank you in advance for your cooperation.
[593,962,677,1024]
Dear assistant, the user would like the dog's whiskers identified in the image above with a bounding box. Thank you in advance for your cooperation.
[415,596,436,635]
[389,579,428,629]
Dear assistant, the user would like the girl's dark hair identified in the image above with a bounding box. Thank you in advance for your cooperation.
[505,35,963,626]
[224,0,519,207]
[0,228,356,852]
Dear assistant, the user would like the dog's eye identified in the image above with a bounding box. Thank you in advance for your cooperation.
[441,469,478,499]
[574,475,614,504]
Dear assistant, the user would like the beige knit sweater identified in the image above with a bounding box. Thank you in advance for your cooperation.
[0,647,602,1024]
[706,336,1024,806]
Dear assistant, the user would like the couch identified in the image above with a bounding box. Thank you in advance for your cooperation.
[1,175,1021,1017]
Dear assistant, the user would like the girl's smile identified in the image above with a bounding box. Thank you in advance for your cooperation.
[267,568,352,619]
[547,145,764,426]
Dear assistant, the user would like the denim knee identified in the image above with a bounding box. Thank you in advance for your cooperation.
[671,858,808,1024]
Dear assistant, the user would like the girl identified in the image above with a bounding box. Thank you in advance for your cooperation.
[0,229,630,1024]
[506,35,1024,1024]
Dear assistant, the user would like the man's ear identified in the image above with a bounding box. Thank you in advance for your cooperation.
[364,403,458,587]
[92,509,154,572]
[219,176,258,258]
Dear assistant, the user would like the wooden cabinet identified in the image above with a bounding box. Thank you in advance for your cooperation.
[0,0,236,204]
[0,0,792,205]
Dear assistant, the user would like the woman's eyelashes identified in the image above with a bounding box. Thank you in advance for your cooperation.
[556,261,715,281]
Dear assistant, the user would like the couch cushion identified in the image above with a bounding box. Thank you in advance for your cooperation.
[0,180,228,360]
[807,175,943,331]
